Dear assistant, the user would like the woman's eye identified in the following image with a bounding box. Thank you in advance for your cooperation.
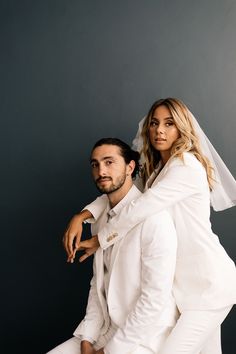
[150,121,158,126]
[166,122,174,127]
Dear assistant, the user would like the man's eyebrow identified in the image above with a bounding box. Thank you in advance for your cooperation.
[102,156,115,160]
[90,156,115,163]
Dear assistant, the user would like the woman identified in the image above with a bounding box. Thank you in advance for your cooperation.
[64,98,236,353]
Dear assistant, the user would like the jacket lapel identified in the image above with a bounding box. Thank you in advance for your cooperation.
[145,161,169,190]
[95,248,110,330]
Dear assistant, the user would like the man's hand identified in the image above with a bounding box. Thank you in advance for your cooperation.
[63,210,93,263]
[76,236,100,262]
[81,340,96,354]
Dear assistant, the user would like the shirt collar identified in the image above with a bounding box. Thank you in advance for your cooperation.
[107,185,141,219]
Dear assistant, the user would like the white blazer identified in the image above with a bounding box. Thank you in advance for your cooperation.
[85,153,236,311]
[75,186,178,354]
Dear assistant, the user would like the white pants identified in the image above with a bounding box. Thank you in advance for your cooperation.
[159,306,232,354]
[46,326,173,354]
[46,306,232,354]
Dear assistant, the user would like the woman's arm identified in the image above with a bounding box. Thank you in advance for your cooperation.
[63,209,92,262]
[63,195,108,262]
[97,161,204,250]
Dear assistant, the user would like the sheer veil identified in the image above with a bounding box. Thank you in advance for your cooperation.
[132,112,236,211]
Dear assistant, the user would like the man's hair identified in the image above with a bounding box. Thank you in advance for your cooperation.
[91,138,140,178]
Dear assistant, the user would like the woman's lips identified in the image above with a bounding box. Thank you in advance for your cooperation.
[155,138,166,142]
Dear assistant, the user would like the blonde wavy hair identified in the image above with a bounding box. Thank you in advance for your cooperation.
[141,98,214,189]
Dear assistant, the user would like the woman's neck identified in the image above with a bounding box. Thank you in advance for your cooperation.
[160,151,171,165]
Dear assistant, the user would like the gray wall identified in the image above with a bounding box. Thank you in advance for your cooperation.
[1,0,236,353]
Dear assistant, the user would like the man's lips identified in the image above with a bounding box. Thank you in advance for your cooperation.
[96,177,112,184]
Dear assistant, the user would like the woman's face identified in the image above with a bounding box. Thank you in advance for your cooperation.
[149,105,180,159]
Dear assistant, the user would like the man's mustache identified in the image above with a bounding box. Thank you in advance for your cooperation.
[96,176,112,183]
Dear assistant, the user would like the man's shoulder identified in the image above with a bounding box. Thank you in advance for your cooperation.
[91,204,109,234]
[128,184,142,198]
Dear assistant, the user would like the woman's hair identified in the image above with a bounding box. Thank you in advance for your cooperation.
[141,98,214,189]
[92,137,140,179]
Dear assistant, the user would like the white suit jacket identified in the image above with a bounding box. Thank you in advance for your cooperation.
[74,185,178,354]
[84,153,236,311]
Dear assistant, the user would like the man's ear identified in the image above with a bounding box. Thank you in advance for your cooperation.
[127,160,135,176]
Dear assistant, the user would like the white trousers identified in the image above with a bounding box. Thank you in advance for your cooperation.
[46,306,232,354]
[46,326,173,354]
[159,306,232,354]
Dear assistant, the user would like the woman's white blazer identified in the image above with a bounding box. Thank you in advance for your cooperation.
[85,152,236,311]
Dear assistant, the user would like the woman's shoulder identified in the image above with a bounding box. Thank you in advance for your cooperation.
[168,152,204,170]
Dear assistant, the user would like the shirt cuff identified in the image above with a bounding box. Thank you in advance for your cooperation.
[82,216,96,224]
[80,336,95,345]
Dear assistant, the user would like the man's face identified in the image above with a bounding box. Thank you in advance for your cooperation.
[90,144,128,194]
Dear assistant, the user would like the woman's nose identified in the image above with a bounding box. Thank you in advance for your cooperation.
[157,124,165,134]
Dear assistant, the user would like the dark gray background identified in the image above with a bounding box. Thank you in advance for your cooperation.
[1,0,236,353]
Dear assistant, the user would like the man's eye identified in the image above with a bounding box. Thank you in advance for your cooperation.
[91,163,98,168]
[105,161,113,165]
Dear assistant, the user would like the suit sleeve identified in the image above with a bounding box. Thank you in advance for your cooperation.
[98,161,204,249]
[73,259,104,342]
[83,194,108,223]
[104,213,177,354]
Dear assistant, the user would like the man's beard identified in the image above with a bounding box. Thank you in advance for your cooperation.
[95,173,126,194]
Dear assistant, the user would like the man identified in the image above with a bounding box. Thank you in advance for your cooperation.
[47,138,178,354]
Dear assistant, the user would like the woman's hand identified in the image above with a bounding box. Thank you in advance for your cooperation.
[63,209,93,263]
[76,236,100,262]
[95,349,104,354]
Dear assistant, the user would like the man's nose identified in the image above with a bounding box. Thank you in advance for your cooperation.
[98,165,107,176]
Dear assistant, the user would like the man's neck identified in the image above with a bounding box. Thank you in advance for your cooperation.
[108,181,133,208]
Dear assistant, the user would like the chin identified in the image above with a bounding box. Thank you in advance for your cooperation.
[155,145,167,150]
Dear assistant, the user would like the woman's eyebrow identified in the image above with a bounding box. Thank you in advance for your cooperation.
[151,116,173,120]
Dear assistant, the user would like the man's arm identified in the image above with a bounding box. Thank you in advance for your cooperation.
[63,195,107,262]
[74,255,105,342]
[104,212,177,354]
